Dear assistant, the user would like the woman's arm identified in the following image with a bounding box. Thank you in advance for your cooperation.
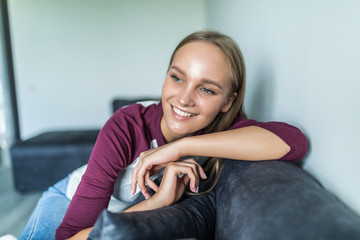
[180,126,290,161]
[127,159,205,212]
[67,228,92,240]
[67,159,204,239]
[57,105,151,240]
[132,122,308,198]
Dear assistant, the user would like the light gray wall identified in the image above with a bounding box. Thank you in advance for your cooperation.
[0,1,15,167]
[207,0,360,215]
[8,0,206,139]
[8,0,360,216]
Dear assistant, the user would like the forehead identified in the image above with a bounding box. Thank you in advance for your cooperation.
[171,41,231,83]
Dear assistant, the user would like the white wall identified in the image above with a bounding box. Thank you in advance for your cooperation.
[0,2,15,167]
[8,0,206,139]
[8,0,360,216]
[207,0,360,215]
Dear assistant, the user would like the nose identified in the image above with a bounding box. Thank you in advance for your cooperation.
[177,86,195,107]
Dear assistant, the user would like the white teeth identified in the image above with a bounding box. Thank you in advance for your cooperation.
[172,106,194,117]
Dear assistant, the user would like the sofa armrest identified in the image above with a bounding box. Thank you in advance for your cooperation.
[88,159,360,240]
[216,159,360,240]
[88,191,215,240]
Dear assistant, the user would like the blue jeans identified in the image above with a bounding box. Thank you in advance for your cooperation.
[19,176,70,240]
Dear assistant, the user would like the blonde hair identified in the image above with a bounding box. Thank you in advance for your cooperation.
[168,30,247,194]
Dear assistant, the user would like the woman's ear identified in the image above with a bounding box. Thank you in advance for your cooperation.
[221,92,237,113]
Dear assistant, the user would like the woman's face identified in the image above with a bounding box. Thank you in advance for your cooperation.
[161,41,236,142]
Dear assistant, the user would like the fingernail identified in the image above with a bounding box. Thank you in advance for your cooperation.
[195,186,199,193]
[203,172,207,179]
[142,191,149,199]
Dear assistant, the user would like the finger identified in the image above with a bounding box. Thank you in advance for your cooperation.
[149,164,166,175]
[185,166,198,193]
[131,162,147,195]
[181,174,190,188]
[175,161,200,192]
[175,174,190,201]
[145,171,159,192]
[137,174,151,199]
[132,158,154,199]
[182,158,207,180]
[170,162,198,193]
[131,165,138,195]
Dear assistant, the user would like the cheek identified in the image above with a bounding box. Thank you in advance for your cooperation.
[162,78,178,94]
[198,98,223,117]
[161,79,171,99]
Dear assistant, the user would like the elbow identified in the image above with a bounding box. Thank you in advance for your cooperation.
[252,122,309,162]
[281,133,309,162]
[283,143,291,158]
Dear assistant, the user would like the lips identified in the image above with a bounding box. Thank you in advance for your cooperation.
[172,105,197,117]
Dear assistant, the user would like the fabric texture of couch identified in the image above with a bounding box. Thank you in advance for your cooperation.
[88,159,360,240]
[11,130,99,191]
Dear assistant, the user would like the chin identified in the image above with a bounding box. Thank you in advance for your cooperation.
[168,124,193,138]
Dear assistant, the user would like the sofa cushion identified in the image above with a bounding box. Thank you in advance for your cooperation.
[88,159,360,240]
[112,98,159,113]
[10,98,149,192]
[11,130,99,192]
[89,190,215,240]
[215,159,360,240]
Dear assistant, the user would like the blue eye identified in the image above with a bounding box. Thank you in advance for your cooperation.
[170,74,182,83]
[201,88,215,95]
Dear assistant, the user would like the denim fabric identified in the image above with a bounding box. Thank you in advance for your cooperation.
[19,176,70,240]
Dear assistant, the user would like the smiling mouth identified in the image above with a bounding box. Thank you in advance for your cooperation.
[172,105,197,117]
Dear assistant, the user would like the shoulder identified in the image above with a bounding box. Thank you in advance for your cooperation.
[114,100,161,116]
[228,117,301,132]
[109,101,161,127]
[98,101,163,146]
[90,101,162,167]
[228,117,258,130]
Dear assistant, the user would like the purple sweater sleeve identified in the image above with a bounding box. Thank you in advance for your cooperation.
[55,105,151,239]
[229,119,308,162]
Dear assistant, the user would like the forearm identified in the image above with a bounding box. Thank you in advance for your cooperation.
[179,126,290,161]
[67,227,92,240]
[65,199,163,239]
[124,198,164,213]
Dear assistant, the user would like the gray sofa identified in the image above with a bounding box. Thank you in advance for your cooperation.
[89,159,360,240]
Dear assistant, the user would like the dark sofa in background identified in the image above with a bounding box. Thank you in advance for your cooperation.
[10,98,149,192]
[11,129,99,191]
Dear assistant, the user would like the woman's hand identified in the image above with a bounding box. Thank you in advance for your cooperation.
[131,140,186,199]
[152,158,206,206]
[125,159,207,213]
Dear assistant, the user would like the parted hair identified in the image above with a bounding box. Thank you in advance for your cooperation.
[167,30,247,193]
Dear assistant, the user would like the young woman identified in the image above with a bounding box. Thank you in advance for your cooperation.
[19,31,308,240]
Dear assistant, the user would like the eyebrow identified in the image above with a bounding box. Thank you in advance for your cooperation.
[170,66,223,90]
